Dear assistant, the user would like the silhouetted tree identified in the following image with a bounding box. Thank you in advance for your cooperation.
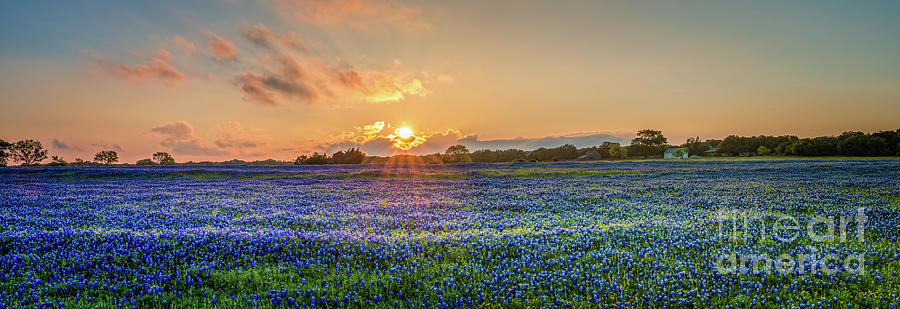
[47,156,68,167]
[136,158,155,165]
[94,150,118,165]
[0,139,11,166]
[11,139,48,166]
[153,152,175,165]
[331,147,366,164]
[294,152,328,164]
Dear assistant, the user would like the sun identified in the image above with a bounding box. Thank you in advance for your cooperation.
[397,126,413,139]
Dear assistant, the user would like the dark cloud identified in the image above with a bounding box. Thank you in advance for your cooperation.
[91,143,123,151]
[52,139,81,151]
[161,139,226,156]
[234,71,318,105]
[321,130,626,157]
[458,133,625,151]
[239,22,276,48]
[148,121,194,141]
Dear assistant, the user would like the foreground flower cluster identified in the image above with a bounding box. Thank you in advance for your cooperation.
[1,161,899,308]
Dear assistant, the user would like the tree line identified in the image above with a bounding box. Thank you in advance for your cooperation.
[434,128,900,163]
[0,138,179,167]
[2,128,898,166]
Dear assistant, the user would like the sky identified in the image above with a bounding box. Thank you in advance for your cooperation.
[1,0,899,162]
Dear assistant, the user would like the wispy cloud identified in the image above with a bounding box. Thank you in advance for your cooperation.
[94,48,187,85]
[271,0,430,31]
[171,35,196,55]
[51,139,82,151]
[91,143,123,152]
[205,30,238,60]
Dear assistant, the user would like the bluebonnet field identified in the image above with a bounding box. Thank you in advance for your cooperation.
[1,160,899,308]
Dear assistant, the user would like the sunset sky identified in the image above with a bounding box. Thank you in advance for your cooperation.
[2,0,899,162]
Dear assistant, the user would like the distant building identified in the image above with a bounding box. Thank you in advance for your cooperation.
[704,147,718,156]
[664,147,688,159]
[577,150,603,161]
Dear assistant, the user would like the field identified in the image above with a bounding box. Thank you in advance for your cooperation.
[1,160,899,308]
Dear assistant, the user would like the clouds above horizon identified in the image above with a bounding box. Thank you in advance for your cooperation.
[296,121,627,157]
[148,121,258,157]
[270,0,430,31]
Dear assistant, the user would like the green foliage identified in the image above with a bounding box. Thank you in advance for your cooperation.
[628,129,668,158]
[94,150,119,165]
[528,144,579,162]
[757,145,772,156]
[470,149,527,163]
[443,144,472,163]
[608,143,627,159]
[10,139,48,166]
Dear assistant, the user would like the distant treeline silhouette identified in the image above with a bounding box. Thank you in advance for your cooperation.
[1,128,898,166]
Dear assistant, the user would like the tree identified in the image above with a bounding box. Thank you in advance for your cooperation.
[331,148,366,164]
[294,152,328,165]
[671,148,686,159]
[153,152,175,165]
[0,139,11,166]
[136,158,155,165]
[629,129,668,158]
[443,145,471,163]
[683,136,712,157]
[94,150,118,165]
[608,143,627,159]
[11,139,48,166]
[757,145,772,156]
[47,156,68,167]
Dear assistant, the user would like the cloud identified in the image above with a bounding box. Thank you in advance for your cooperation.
[95,49,187,85]
[213,121,262,154]
[437,74,455,83]
[271,0,430,31]
[51,139,81,151]
[234,70,318,105]
[161,139,227,156]
[205,30,238,60]
[239,22,276,48]
[279,31,309,52]
[329,68,426,103]
[300,122,628,156]
[457,133,626,151]
[171,35,196,55]
[91,143,123,151]
[149,121,262,157]
[239,22,309,52]
[149,121,194,141]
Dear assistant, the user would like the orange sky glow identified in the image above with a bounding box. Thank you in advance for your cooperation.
[1,1,899,161]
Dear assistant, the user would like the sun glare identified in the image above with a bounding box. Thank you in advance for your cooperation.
[387,125,427,151]
[397,127,413,139]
